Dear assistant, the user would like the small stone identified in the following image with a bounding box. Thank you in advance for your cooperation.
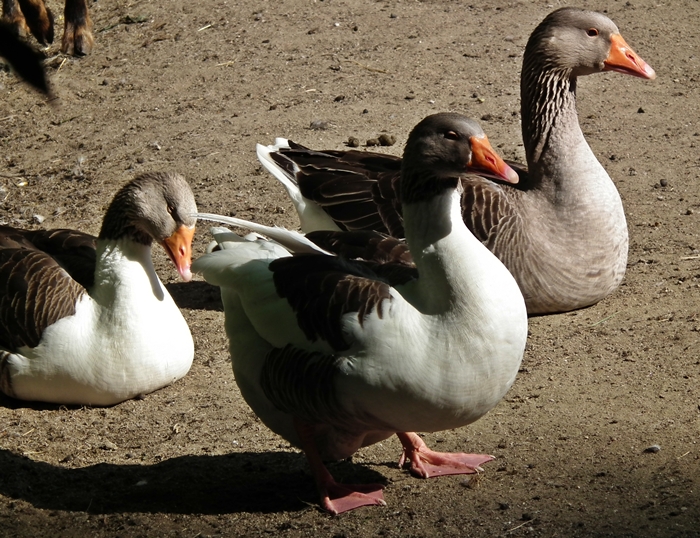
[101,440,118,451]
[346,137,360,148]
[686,209,694,215]
[33,214,45,224]
[309,120,331,130]
[366,138,380,147]
[644,444,661,453]
[377,134,396,146]
[660,178,668,187]
[334,95,345,102]
[638,107,645,113]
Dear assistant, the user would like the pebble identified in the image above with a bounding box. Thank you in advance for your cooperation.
[660,178,668,187]
[309,120,331,130]
[32,214,45,224]
[644,444,661,453]
[101,440,118,451]
[377,134,396,146]
[366,138,380,147]
[346,137,360,148]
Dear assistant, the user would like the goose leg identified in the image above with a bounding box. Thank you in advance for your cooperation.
[294,418,386,515]
[396,432,494,478]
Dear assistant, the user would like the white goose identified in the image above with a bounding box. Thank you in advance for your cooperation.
[256,7,656,315]
[193,113,528,515]
[0,172,197,406]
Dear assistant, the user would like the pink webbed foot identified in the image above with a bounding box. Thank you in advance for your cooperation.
[293,418,386,515]
[320,478,386,515]
[396,432,494,478]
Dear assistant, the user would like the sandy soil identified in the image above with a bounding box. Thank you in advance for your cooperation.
[1,0,699,536]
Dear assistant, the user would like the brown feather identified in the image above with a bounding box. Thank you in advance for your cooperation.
[0,247,86,350]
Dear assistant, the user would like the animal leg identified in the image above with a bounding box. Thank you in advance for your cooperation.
[295,418,386,515]
[16,0,53,44]
[61,0,92,56]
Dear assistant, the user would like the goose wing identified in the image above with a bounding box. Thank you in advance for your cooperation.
[0,245,87,350]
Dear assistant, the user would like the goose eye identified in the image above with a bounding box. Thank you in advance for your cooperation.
[586,28,599,37]
[444,130,460,141]
[167,205,175,215]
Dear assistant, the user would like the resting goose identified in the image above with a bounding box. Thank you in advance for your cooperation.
[193,113,528,514]
[0,172,196,406]
[256,7,656,315]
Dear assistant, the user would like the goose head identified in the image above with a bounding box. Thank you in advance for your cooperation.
[400,113,519,204]
[99,172,197,281]
[525,7,656,80]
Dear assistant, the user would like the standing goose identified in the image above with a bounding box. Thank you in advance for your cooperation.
[256,7,656,315]
[0,172,197,406]
[193,113,528,514]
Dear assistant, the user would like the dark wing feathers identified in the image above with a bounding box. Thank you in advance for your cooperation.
[0,227,95,350]
[270,255,393,351]
[0,248,86,350]
[460,179,522,249]
[276,143,530,242]
[22,229,97,289]
[305,230,418,287]
[279,143,404,235]
[306,230,413,265]
[260,344,351,426]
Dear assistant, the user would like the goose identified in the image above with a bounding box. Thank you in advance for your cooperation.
[256,7,656,315]
[0,172,197,406]
[193,113,528,514]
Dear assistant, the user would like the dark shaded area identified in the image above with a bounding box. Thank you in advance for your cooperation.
[0,21,51,96]
[166,280,223,311]
[0,448,388,515]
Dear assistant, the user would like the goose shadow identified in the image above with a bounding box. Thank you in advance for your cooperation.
[0,448,389,515]
[166,281,223,311]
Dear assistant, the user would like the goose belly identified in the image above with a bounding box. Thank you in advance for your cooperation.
[7,286,193,406]
[331,306,526,435]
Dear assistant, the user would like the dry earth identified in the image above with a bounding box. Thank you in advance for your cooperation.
[1,0,699,536]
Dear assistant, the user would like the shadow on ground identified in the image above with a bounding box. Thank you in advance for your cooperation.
[0,448,388,515]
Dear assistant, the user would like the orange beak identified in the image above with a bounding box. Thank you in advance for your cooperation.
[468,135,520,184]
[604,33,656,80]
[161,224,195,282]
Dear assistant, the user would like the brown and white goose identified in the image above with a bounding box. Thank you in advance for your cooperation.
[193,113,528,514]
[256,8,656,315]
[0,172,197,406]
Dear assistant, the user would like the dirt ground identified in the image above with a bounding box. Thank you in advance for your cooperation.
[0,0,698,536]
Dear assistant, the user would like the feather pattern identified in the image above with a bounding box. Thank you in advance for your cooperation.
[257,8,655,315]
